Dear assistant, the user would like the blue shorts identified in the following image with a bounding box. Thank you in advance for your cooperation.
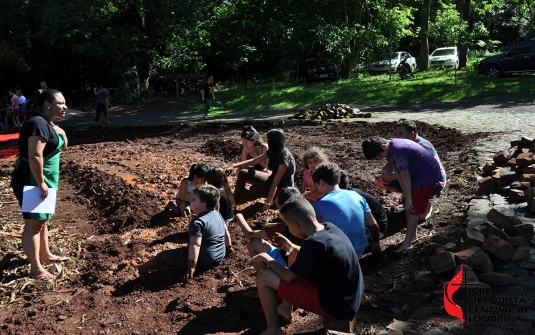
[266,246,287,267]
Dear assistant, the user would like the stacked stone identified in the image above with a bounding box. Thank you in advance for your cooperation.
[478,136,535,213]
[414,142,535,292]
[294,103,371,120]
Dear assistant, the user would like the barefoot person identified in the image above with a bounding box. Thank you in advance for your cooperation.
[10,89,69,279]
[375,119,447,220]
[362,136,442,252]
[249,196,364,335]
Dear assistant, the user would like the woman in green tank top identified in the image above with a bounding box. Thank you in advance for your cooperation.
[11,89,69,279]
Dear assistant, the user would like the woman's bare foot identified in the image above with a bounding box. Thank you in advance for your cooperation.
[395,242,413,253]
[41,255,69,263]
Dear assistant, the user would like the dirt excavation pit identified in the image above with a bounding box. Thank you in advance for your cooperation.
[0,120,497,334]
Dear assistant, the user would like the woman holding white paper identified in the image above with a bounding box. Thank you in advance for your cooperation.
[11,89,69,279]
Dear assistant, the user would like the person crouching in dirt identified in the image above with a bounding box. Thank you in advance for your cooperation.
[235,187,303,273]
[249,196,364,335]
[339,169,388,239]
[374,119,447,221]
[130,184,226,282]
[311,162,383,259]
[362,136,442,252]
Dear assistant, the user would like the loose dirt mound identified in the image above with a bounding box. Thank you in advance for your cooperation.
[0,120,492,334]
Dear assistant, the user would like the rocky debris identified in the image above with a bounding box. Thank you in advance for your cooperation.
[478,272,517,286]
[294,103,371,121]
[482,234,514,261]
[414,271,436,291]
[429,251,456,274]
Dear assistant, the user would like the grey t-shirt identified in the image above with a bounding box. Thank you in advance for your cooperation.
[189,210,226,267]
[267,154,296,187]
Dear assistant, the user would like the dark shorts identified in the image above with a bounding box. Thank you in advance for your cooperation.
[403,184,435,216]
[278,277,333,319]
[388,179,443,197]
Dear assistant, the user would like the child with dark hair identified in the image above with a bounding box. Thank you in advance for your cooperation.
[232,129,296,211]
[299,146,329,203]
[130,184,226,282]
[166,163,210,216]
[249,196,365,334]
[205,167,235,254]
[234,125,270,203]
[339,170,388,237]
[312,162,382,258]
[361,136,442,252]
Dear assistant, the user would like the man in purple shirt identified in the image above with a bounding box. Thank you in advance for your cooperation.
[375,119,447,220]
[362,136,442,252]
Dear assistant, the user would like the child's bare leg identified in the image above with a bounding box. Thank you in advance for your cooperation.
[277,300,293,322]
[419,202,433,221]
[129,255,161,271]
[256,268,284,335]
[397,212,419,252]
[247,239,271,273]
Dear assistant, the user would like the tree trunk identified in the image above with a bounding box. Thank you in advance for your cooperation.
[418,0,432,70]
[457,0,471,68]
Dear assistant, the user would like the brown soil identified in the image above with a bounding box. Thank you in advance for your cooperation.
[0,117,491,334]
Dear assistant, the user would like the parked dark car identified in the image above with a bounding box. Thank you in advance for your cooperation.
[303,57,338,82]
[477,39,535,78]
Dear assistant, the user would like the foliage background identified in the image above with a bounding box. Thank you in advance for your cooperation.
[0,0,533,101]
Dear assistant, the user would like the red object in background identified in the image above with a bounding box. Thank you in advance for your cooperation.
[0,133,20,142]
[444,265,465,327]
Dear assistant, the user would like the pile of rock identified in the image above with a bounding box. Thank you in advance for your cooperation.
[478,136,535,212]
[414,136,535,293]
[294,103,371,121]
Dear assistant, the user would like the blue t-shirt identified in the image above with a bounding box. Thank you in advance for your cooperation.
[388,138,442,188]
[189,210,226,267]
[312,189,370,256]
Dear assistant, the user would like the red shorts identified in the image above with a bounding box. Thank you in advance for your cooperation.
[404,184,434,215]
[278,277,333,318]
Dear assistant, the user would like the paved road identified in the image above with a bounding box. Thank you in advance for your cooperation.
[56,99,534,161]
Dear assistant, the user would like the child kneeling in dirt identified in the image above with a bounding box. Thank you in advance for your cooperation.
[130,184,226,282]
[249,196,364,335]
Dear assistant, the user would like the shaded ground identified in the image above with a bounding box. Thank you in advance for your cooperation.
[0,118,492,334]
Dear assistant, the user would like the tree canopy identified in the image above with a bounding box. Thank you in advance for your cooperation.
[0,0,532,98]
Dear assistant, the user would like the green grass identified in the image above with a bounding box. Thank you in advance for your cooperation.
[192,69,535,115]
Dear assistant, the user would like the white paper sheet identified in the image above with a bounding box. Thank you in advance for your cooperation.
[21,186,57,214]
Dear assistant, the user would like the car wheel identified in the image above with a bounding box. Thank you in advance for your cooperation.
[485,65,502,78]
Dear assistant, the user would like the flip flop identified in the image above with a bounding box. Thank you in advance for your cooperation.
[32,272,53,279]
[42,256,69,264]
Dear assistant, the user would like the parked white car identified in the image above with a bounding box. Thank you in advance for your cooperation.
[368,51,417,74]
[428,47,459,69]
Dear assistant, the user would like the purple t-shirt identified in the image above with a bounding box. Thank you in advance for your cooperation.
[388,138,442,188]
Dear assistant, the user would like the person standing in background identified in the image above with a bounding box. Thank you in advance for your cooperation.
[92,82,110,126]
[38,81,48,94]
[201,75,215,120]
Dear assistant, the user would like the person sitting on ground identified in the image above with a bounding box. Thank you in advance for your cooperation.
[130,184,226,282]
[234,126,270,204]
[298,146,329,204]
[362,136,442,252]
[339,169,388,238]
[235,187,303,271]
[232,129,296,211]
[375,119,447,220]
[166,163,210,216]
[311,162,382,258]
[249,196,365,335]
[205,167,235,254]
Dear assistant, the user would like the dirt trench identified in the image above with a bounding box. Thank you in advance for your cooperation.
[0,120,489,334]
